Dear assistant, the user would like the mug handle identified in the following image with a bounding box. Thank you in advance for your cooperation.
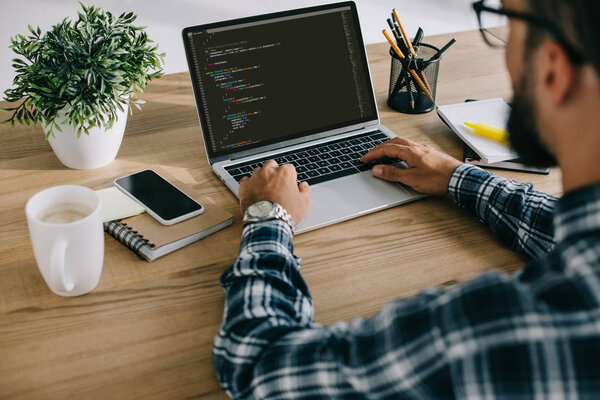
[51,239,74,292]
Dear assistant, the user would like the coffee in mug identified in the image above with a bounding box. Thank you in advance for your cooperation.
[38,202,94,224]
[26,185,104,297]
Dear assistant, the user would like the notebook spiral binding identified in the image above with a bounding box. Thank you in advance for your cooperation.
[104,220,155,260]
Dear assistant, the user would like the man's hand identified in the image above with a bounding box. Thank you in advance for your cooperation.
[361,137,462,196]
[239,160,311,225]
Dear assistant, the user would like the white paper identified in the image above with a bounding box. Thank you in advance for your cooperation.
[437,98,519,163]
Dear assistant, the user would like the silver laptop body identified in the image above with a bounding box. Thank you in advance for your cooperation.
[182,1,425,234]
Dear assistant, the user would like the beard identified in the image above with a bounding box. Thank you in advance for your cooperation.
[507,76,559,168]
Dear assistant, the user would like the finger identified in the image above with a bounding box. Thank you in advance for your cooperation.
[298,180,311,194]
[239,175,250,183]
[387,136,418,146]
[368,137,419,156]
[280,163,297,179]
[263,159,278,169]
[361,144,411,163]
[372,164,410,183]
[299,181,312,201]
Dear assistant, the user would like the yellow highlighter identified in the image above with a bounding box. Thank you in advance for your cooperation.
[464,122,510,146]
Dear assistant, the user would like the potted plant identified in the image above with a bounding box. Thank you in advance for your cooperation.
[1,3,164,169]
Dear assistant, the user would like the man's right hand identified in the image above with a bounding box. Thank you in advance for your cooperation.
[361,137,462,196]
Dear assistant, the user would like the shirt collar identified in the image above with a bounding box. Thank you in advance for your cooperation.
[554,182,600,243]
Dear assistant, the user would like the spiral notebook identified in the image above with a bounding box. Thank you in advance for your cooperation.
[103,175,233,261]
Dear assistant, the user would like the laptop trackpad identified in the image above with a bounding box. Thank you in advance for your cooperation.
[295,172,417,233]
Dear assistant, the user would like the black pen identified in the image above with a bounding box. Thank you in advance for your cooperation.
[430,38,456,61]
[413,27,424,51]
[392,23,408,54]
[387,18,402,45]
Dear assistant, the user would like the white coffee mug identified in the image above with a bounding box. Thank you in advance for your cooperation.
[25,185,104,297]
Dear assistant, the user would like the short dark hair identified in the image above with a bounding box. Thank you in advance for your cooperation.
[526,0,600,74]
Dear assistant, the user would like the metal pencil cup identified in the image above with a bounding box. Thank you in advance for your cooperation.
[387,43,441,114]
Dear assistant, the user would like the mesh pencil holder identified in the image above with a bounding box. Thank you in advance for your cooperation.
[387,43,441,114]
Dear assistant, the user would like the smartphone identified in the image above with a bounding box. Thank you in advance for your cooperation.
[114,170,204,225]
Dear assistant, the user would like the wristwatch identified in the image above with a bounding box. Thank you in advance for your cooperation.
[243,200,295,232]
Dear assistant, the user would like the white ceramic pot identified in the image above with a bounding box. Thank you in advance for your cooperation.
[43,106,128,170]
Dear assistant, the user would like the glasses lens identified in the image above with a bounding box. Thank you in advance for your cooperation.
[480,0,509,46]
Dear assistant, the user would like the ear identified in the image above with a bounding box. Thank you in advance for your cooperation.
[538,39,577,105]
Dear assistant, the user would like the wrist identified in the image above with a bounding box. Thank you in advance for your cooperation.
[242,200,296,233]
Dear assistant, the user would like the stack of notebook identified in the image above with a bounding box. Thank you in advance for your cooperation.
[437,98,549,174]
[101,170,233,262]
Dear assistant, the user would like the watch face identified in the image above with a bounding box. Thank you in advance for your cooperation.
[250,201,274,218]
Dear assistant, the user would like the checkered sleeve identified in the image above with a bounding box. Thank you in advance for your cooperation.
[213,219,455,399]
[448,164,557,258]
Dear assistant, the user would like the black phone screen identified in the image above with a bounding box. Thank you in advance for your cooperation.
[115,170,203,221]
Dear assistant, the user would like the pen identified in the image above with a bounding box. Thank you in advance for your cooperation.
[404,62,415,110]
[382,29,433,100]
[393,9,432,93]
[412,27,424,51]
[464,122,510,145]
[430,38,456,62]
[387,18,404,49]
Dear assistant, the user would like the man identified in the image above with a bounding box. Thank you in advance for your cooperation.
[213,0,600,397]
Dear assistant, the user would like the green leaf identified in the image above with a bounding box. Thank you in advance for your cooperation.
[4,2,162,132]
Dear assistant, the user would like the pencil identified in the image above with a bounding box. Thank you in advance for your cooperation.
[382,29,433,101]
[392,9,432,93]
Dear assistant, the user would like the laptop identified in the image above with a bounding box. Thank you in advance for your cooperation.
[182,1,426,233]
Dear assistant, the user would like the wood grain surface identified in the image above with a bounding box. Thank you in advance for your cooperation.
[0,30,562,399]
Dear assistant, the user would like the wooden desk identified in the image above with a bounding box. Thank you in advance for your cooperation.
[0,30,562,399]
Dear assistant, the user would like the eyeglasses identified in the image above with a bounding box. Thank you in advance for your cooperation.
[472,0,585,64]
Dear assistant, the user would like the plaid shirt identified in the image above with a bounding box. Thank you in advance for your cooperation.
[214,164,600,399]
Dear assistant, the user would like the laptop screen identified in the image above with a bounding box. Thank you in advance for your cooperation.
[183,2,378,159]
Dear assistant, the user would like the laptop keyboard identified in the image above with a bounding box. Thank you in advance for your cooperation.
[224,130,400,186]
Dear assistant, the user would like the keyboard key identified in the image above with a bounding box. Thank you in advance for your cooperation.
[296,166,307,173]
[297,173,308,181]
[275,157,286,164]
[350,158,363,166]
[350,139,361,145]
[307,149,320,156]
[338,155,351,162]
[320,153,333,159]
[339,141,352,148]
[370,132,388,140]
[357,164,373,171]
[317,146,330,154]
[329,143,341,150]
[297,159,309,165]
[308,155,320,162]
[306,170,319,177]
[287,154,298,161]
[340,148,353,154]
[306,163,319,170]
[228,168,241,175]
[329,164,342,172]
[317,160,329,168]
[330,150,342,157]
[349,153,363,160]
[360,137,372,143]
[317,167,331,175]
[351,145,363,152]
[328,157,341,165]
[296,152,308,159]
[240,166,253,173]
[306,167,359,186]
[340,162,353,169]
